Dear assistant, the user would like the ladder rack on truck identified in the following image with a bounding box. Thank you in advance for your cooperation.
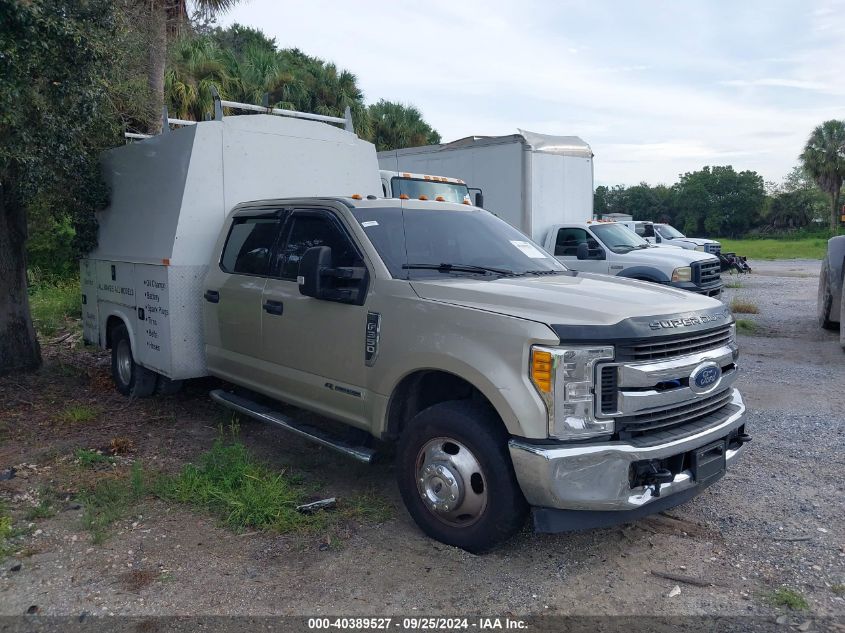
[125,87,354,140]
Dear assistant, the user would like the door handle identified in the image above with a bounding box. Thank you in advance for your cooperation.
[263,300,283,315]
[204,290,220,303]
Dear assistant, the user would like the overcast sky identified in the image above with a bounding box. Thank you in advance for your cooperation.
[219,0,845,187]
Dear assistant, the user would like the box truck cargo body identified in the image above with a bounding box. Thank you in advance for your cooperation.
[82,112,381,382]
[378,131,594,243]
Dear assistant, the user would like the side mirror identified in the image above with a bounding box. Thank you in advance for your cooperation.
[576,242,590,260]
[656,235,662,243]
[474,192,484,208]
[298,246,332,299]
[298,245,369,305]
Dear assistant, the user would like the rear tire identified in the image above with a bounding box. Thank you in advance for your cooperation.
[818,256,838,330]
[396,400,528,553]
[111,324,157,398]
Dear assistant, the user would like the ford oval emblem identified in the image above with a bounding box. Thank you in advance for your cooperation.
[690,362,722,394]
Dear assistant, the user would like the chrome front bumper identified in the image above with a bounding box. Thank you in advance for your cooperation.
[508,388,747,523]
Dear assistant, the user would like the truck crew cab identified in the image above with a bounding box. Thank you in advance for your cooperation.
[617,220,723,255]
[83,99,748,552]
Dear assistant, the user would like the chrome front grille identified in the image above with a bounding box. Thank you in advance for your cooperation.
[597,325,738,440]
[615,389,733,437]
[694,259,721,286]
[615,325,732,362]
[705,244,721,255]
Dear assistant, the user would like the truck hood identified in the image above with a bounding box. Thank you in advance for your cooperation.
[672,237,719,247]
[625,246,717,266]
[410,271,722,327]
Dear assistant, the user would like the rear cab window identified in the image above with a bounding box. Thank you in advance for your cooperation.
[220,216,282,276]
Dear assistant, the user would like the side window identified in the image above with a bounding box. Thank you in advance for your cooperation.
[641,224,655,238]
[276,214,361,279]
[221,217,281,275]
[554,228,590,256]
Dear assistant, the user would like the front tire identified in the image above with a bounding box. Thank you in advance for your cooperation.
[396,400,528,553]
[111,324,157,398]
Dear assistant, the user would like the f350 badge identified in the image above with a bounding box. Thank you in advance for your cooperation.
[365,312,381,367]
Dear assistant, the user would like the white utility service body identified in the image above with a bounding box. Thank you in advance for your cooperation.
[81,113,381,382]
[379,169,474,204]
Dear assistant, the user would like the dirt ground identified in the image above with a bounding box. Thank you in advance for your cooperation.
[1,259,843,623]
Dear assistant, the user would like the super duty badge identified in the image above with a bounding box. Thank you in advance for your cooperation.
[649,307,730,330]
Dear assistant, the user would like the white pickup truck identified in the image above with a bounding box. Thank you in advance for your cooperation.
[618,221,722,255]
[541,221,723,296]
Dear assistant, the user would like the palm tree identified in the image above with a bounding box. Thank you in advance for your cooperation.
[165,37,229,121]
[800,120,845,231]
[146,0,242,132]
[367,100,441,151]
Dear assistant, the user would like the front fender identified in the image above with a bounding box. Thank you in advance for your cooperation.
[616,266,669,283]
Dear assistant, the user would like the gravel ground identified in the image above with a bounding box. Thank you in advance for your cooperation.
[0,259,843,624]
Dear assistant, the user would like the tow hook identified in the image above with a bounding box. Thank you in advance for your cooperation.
[632,460,675,498]
[736,433,752,445]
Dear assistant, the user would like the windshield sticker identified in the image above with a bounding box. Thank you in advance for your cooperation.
[510,240,546,258]
[361,220,379,228]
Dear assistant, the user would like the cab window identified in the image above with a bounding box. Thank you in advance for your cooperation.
[220,217,281,275]
[275,213,362,279]
[554,228,599,257]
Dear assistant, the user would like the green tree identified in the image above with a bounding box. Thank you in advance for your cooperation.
[800,120,845,231]
[368,100,441,151]
[594,185,610,216]
[0,0,124,374]
[673,166,765,237]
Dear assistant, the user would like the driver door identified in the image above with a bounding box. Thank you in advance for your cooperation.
[552,227,608,273]
[259,208,370,427]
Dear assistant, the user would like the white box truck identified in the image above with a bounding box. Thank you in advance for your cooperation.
[379,131,594,242]
[379,132,723,296]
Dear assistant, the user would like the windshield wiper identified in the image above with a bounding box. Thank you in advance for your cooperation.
[402,263,518,277]
[611,244,637,251]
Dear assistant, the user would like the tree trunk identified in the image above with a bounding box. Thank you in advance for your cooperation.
[0,182,41,375]
[831,187,840,233]
[146,0,167,134]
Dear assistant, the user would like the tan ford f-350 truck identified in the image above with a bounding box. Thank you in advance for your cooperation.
[198,196,749,552]
[85,101,748,552]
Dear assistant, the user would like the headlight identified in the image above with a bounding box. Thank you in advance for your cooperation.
[694,245,706,252]
[530,345,615,440]
[671,266,692,282]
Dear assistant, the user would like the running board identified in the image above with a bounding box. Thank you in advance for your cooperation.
[209,389,377,464]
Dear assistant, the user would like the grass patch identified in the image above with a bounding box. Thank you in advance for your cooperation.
[75,448,116,468]
[28,277,81,337]
[59,404,99,425]
[719,238,828,260]
[832,584,845,596]
[157,440,315,533]
[724,279,743,289]
[768,587,809,611]
[24,489,57,521]
[0,506,15,560]
[80,463,146,544]
[735,319,758,334]
[730,299,759,314]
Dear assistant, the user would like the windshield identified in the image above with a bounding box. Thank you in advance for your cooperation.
[590,223,650,253]
[351,206,566,279]
[391,177,470,204]
[657,224,686,239]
